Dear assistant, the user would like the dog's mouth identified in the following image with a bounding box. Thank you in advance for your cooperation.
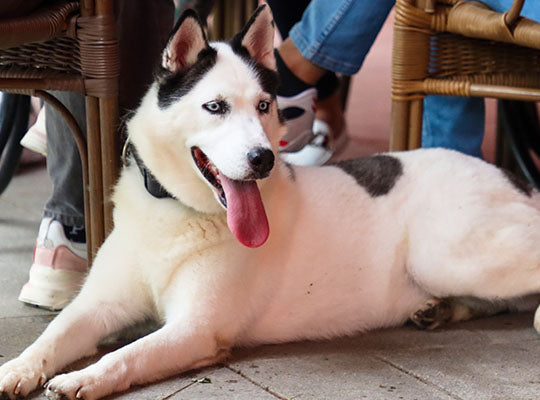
[191,147,269,248]
[191,147,227,207]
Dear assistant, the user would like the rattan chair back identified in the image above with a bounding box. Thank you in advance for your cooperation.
[391,0,540,150]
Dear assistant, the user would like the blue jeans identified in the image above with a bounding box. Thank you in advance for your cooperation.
[288,0,539,158]
[289,0,394,76]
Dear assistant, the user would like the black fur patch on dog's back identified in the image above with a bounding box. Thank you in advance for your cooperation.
[330,155,403,197]
[501,168,533,197]
[157,47,218,108]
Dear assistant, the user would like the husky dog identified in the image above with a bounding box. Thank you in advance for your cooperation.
[1,5,540,400]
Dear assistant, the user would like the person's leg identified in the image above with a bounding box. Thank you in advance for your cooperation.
[43,93,86,231]
[288,0,394,76]
[18,92,88,310]
[274,0,394,165]
[269,0,342,119]
[422,96,485,158]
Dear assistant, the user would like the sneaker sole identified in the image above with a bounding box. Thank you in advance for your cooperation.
[280,145,332,166]
[20,131,47,156]
[18,264,85,311]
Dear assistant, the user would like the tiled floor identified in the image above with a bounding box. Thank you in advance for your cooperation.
[2,9,540,400]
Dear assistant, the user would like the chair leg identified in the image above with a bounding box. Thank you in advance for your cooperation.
[86,96,104,262]
[390,99,410,151]
[390,97,425,151]
[408,99,424,149]
[99,96,119,236]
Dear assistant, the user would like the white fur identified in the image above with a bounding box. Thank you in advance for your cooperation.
[2,38,540,400]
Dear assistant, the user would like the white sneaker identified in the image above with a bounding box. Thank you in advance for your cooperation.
[277,88,317,153]
[20,105,47,156]
[280,119,350,166]
[18,218,87,310]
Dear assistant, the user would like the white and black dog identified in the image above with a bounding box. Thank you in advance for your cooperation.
[1,5,540,399]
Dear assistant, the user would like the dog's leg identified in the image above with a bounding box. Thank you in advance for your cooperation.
[411,297,512,330]
[0,234,147,399]
[408,196,540,331]
[44,316,230,400]
[410,295,540,330]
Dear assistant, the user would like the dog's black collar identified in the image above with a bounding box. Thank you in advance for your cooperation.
[123,142,174,199]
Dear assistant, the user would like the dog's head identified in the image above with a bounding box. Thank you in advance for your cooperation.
[127,4,282,248]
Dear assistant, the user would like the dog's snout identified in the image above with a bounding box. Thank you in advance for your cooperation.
[248,147,274,178]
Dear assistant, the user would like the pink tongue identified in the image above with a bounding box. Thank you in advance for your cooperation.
[219,173,269,248]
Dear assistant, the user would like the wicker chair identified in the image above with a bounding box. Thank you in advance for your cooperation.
[390,0,540,151]
[0,0,119,263]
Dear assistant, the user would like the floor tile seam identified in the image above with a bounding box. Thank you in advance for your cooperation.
[225,365,289,400]
[160,381,198,399]
[370,354,465,400]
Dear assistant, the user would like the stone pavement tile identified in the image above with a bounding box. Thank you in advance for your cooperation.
[0,209,51,319]
[0,200,40,248]
[459,312,539,344]
[381,338,540,400]
[22,363,276,399]
[344,324,488,353]
[1,166,51,214]
[0,167,54,319]
[100,368,206,400]
[229,338,455,400]
[0,315,54,361]
[0,260,54,319]
[169,367,277,400]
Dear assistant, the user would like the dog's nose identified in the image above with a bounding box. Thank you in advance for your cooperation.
[247,147,274,178]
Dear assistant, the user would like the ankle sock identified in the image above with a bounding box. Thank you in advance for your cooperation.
[62,223,86,243]
[316,71,340,101]
[275,49,314,97]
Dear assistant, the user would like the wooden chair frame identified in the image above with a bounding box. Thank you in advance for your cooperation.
[390,0,540,151]
[0,0,119,263]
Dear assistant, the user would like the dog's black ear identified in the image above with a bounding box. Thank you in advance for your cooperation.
[162,9,209,73]
[236,4,276,70]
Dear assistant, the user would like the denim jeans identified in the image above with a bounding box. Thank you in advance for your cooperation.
[288,0,539,158]
[43,0,174,228]
[289,0,394,76]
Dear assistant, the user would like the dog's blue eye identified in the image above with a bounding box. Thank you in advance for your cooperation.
[203,100,228,114]
[258,100,270,113]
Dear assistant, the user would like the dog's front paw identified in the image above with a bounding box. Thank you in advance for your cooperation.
[0,357,47,399]
[45,367,120,400]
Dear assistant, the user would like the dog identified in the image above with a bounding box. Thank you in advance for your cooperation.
[1,5,540,399]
